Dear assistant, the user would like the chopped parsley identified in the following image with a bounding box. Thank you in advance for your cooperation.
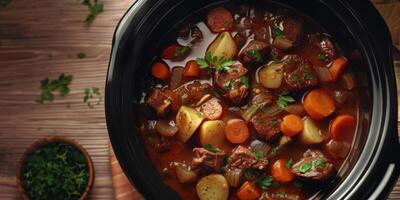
[254,175,273,190]
[258,117,265,124]
[223,20,231,27]
[37,74,73,103]
[196,58,209,69]
[83,87,102,108]
[196,51,235,72]
[77,52,86,59]
[245,47,263,63]
[252,152,264,159]
[269,117,278,127]
[0,0,11,7]
[240,76,249,88]
[82,0,104,23]
[272,27,284,38]
[318,52,326,61]
[277,94,295,109]
[173,46,190,57]
[304,73,314,81]
[23,142,89,200]
[315,159,326,167]
[203,144,219,153]
[269,146,279,157]
[285,158,293,169]
[299,161,313,174]
[224,81,231,89]
[292,74,300,82]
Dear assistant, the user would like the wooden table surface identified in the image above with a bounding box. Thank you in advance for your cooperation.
[0,0,399,199]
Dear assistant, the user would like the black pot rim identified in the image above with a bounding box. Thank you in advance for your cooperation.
[105,0,400,199]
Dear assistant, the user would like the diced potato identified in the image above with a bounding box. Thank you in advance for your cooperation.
[176,164,198,184]
[257,62,284,89]
[272,36,293,50]
[199,120,227,149]
[207,32,237,65]
[299,117,325,145]
[197,174,229,200]
[176,106,204,142]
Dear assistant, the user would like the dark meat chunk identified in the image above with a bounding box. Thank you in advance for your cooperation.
[146,89,171,116]
[234,32,247,49]
[283,54,318,91]
[177,24,190,38]
[271,47,285,61]
[249,112,280,141]
[226,146,268,170]
[282,19,303,45]
[291,149,335,182]
[214,62,249,105]
[308,33,337,63]
[192,147,225,171]
[253,25,271,42]
[238,40,270,66]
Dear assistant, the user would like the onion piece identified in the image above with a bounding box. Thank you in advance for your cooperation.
[249,140,271,155]
[224,168,243,187]
[241,104,261,122]
[175,164,198,184]
[261,104,283,117]
[278,135,292,147]
[156,119,179,137]
[341,73,355,90]
[315,67,333,83]
[326,139,351,159]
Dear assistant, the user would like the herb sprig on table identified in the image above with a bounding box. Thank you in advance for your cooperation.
[83,87,102,108]
[23,142,89,200]
[81,0,103,23]
[37,74,73,103]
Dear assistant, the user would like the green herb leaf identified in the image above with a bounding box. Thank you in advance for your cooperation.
[38,74,73,103]
[245,47,263,63]
[285,158,293,169]
[196,58,209,69]
[299,161,312,174]
[292,74,300,82]
[272,27,284,38]
[304,73,314,81]
[217,59,235,72]
[223,156,231,165]
[252,152,264,159]
[203,144,220,153]
[270,146,279,157]
[82,0,104,23]
[0,0,11,7]
[223,20,230,27]
[315,159,326,167]
[254,175,273,190]
[240,76,249,88]
[83,87,102,108]
[77,52,86,59]
[269,117,278,127]
[173,46,190,57]
[277,94,295,109]
[317,52,326,61]
[224,80,231,89]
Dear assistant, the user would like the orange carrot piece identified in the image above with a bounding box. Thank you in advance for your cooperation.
[303,89,336,120]
[183,60,201,77]
[224,120,249,144]
[271,159,294,183]
[330,115,356,140]
[151,62,170,81]
[329,57,348,81]
[280,114,304,137]
[236,181,262,200]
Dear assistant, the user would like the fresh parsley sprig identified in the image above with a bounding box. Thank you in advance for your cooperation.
[81,0,103,23]
[196,51,235,72]
[83,87,102,108]
[254,175,273,190]
[277,94,295,109]
[37,74,73,103]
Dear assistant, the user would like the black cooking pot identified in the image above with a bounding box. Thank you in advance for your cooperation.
[105,0,400,199]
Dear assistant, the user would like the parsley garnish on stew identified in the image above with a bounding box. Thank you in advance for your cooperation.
[203,144,220,153]
[173,46,190,57]
[240,76,249,88]
[196,51,235,72]
[37,74,73,103]
[317,52,326,61]
[252,152,264,159]
[82,0,104,23]
[315,159,326,167]
[224,80,231,89]
[277,94,295,109]
[299,161,313,174]
[245,47,263,63]
[285,158,293,169]
[23,142,89,200]
[254,175,273,190]
[272,27,284,38]
[269,146,280,157]
[0,0,11,7]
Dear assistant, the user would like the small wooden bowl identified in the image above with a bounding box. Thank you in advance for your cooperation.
[16,136,95,200]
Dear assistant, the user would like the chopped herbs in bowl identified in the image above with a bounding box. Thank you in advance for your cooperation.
[17,137,94,200]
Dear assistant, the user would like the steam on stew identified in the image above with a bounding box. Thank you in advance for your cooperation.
[139,3,358,200]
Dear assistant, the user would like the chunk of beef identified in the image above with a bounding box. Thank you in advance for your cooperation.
[249,112,280,141]
[234,32,247,49]
[214,62,249,105]
[308,33,337,63]
[226,146,268,170]
[146,89,171,117]
[283,54,318,91]
[271,47,285,61]
[238,40,270,66]
[192,147,225,171]
[282,18,303,45]
[291,149,335,182]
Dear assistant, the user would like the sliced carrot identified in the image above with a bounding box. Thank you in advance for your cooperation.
[280,114,304,137]
[330,115,356,140]
[151,62,170,81]
[183,60,201,77]
[161,44,191,61]
[207,7,234,33]
[224,120,249,144]
[271,159,294,183]
[303,89,336,120]
[236,181,261,200]
[329,57,348,81]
